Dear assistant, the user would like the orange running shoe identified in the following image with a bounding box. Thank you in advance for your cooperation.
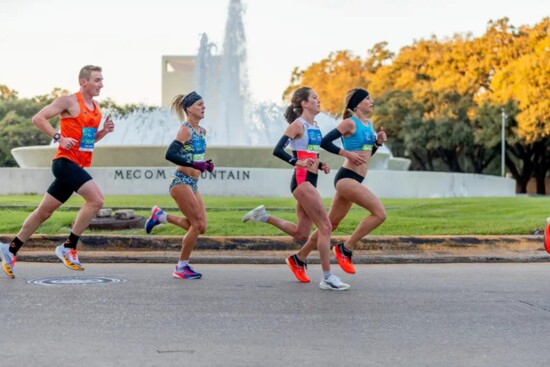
[333,242,356,274]
[285,255,310,283]
[545,218,550,254]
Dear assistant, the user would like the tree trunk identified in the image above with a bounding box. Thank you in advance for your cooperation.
[506,143,534,194]
[531,140,550,195]
[535,174,546,195]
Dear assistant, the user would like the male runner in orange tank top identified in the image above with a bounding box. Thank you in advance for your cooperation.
[0,65,115,279]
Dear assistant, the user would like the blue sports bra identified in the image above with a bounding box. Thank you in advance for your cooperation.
[341,116,377,151]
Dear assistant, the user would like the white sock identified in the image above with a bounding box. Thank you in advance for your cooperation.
[259,213,269,222]
[177,260,189,268]
[323,271,332,280]
[159,212,168,223]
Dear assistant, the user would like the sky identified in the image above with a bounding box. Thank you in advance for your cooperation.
[0,0,548,106]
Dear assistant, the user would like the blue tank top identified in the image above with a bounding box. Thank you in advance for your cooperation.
[180,122,206,162]
[290,117,322,156]
[341,116,377,151]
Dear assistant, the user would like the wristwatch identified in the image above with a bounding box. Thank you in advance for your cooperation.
[53,133,61,142]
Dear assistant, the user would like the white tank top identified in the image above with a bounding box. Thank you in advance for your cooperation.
[289,117,322,154]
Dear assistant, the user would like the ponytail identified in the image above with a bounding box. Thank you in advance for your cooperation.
[284,105,299,124]
[284,87,312,124]
[171,94,187,122]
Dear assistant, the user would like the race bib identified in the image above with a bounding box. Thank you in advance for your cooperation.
[306,129,322,154]
[192,139,206,162]
[79,127,97,152]
[362,129,377,151]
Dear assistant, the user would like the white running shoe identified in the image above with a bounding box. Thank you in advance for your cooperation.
[242,205,268,223]
[55,245,84,271]
[0,243,16,279]
[319,274,350,291]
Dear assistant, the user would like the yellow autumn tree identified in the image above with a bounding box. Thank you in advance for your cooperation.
[283,17,549,188]
[283,50,367,116]
[487,18,550,142]
[0,85,18,100]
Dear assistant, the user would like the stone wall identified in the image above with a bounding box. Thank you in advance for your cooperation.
[0,167,516,198]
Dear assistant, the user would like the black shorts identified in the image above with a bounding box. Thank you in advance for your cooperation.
[290,170,318,193]
[334,167,365,187]
[47,158,93,203]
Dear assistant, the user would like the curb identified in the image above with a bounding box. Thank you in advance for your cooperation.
[2,234,549,264]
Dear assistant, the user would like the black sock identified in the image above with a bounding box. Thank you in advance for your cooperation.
[64,232,80,249]
[9,237,23,255]
[340,243,353,256]
[293,254,306,266]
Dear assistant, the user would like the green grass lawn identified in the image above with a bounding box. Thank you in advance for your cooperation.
[1,195,549,236]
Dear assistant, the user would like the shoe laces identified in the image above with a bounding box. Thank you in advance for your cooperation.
[68,249,79,262]
[292,256,307,270]
[185,265,198,274]
[178,265,192,274]
[327,275,343,286]
[340,244,353,261]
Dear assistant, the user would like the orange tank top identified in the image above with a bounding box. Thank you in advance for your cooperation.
[54,92,102,167]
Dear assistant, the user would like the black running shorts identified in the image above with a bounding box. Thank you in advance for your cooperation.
[47,158,93,203]
[334,167,365,187]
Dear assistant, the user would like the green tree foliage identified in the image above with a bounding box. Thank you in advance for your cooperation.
[0,86,157,167]
[0,87,62,166]
[100,98,156,117]
[0,109,50,167]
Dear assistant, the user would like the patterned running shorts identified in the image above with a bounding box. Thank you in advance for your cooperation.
[169,170,199,192]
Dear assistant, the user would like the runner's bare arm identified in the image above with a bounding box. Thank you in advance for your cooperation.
[95,114,115,142]
[31,96,74,139]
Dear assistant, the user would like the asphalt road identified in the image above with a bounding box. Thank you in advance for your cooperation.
[1,263,550,366]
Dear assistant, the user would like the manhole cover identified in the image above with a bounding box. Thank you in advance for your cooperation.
[27,276,127,286]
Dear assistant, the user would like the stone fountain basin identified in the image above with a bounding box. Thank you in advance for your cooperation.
[11,145,406,170]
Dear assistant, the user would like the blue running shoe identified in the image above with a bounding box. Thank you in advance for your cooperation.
[172,265,202,279]
[145,206,165,234]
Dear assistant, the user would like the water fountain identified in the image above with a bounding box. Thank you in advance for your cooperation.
[11,0,394,170]
[6,0,514,198]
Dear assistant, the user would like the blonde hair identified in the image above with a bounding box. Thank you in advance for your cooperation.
[343,88,358,119]
[78,65,102,81]
[171,94,187,122]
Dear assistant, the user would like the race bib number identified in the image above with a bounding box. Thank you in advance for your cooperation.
[79,127,97,152]
[306,129,322,154]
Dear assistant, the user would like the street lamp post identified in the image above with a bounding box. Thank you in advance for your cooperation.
[501,108,506,177]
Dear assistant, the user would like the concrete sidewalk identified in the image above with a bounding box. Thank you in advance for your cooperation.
[1,234,548,264]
